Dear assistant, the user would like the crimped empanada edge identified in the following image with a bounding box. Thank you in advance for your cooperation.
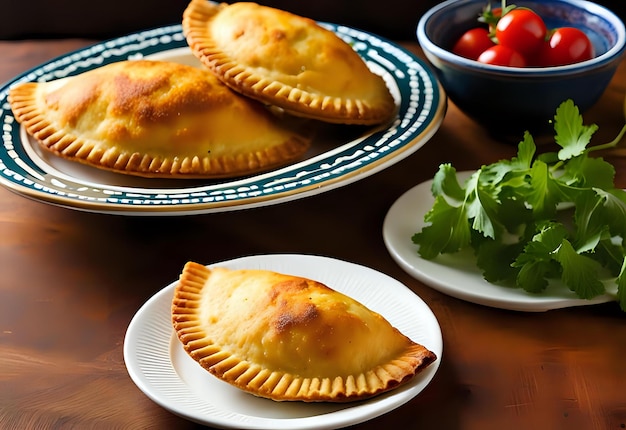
[182,0,396,125]
[171,262,437,402]
[8,80,311,179]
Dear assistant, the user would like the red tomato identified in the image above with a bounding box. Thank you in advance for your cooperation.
[452,28,496,60]
[496,8,547,57]
[537,27,594,66]
[477,44,527,67]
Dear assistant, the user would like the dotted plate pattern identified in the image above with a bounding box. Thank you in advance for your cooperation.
[0,23,445,215]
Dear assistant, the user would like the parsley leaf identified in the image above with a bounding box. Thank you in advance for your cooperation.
[527,160,563,218]
[411,194,470,259]
[617,259,626,310]
[476,239,524,283]
[554,99,599,160]
[412,99,626,311]
[431,163,465,200]
[555,239,605,299]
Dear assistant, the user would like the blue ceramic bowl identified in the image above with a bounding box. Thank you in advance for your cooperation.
[417,0,626,137]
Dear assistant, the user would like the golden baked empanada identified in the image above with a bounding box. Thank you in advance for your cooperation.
[171,262,436,402]
[8,59,311,178]
[182,0,396,125]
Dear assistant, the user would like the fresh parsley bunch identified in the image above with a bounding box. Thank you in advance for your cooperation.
[412,99,626,310]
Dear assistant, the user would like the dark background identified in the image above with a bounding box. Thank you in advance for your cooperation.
[2,0,625,41]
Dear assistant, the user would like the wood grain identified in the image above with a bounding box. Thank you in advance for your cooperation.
[0,39,625,430]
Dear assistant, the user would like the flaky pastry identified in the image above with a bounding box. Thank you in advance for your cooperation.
[182,0,396,125]
[8,59,311,178]
[171,262,437,402]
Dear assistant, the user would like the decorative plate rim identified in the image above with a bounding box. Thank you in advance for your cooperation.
[0,23,445,216]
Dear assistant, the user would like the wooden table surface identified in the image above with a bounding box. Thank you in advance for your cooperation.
[1,38,625,430]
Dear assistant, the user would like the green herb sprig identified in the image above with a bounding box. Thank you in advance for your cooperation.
[412,99,626,310]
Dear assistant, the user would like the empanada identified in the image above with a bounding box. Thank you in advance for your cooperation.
[171,262,437,402]
[182,0,396,125]
[8,59,311,178]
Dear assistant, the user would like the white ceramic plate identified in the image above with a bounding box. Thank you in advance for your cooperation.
[0,22,445,216]
[123,254,442,429]
[383,171,619,312]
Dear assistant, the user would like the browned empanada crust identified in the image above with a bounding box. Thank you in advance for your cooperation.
[172,262,437,402]
[8,59,311,178]
[182,0,396,125]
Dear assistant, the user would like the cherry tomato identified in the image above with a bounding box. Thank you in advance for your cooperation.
[452,28,496,60]
[496,8,547,57]
[537,27,594,66]
[477,44,527,67]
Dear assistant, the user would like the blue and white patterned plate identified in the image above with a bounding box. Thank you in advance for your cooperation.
[0,24,445,215]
